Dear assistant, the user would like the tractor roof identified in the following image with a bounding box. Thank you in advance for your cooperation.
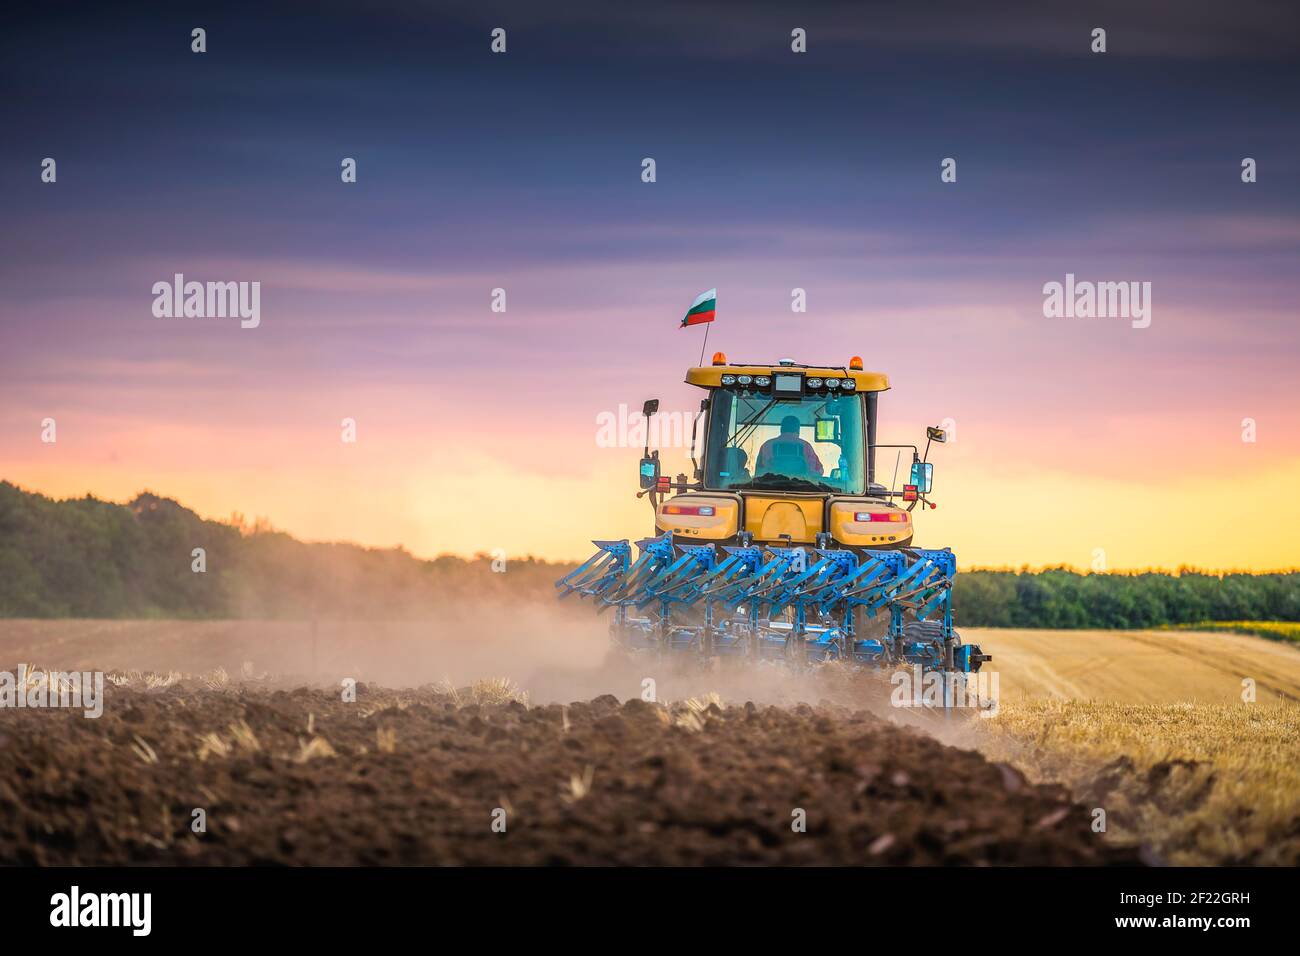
[685,361,889,391]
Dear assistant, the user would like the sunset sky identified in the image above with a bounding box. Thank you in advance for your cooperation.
[3,1,1299,570]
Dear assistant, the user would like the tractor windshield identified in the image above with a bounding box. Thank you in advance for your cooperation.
[704,390,867,495]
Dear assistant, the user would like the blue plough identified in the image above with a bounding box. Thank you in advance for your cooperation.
[557,533,990,675]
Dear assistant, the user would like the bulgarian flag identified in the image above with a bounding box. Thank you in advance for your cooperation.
[680,288,717,327]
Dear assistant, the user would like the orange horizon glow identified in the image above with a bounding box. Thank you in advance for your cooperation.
[6,416,1300,573]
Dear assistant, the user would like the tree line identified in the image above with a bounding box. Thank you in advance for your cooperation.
[953,568,1300,629]
[2,481,1297,626]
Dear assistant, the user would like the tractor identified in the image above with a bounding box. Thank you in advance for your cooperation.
[558,355,989,690]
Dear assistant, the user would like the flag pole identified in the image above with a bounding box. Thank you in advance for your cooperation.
[698,322,711,367]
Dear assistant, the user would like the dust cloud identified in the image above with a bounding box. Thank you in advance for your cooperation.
[0,605,928,719]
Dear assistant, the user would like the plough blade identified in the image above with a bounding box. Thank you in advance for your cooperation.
[559,534,988,676]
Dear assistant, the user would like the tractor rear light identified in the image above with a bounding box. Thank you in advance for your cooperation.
[664,504,715,516]
[806,377,824,388]
[854,512,906,522]
[720,374,737,385]
[656,477,671,491]
[902,484,918,502]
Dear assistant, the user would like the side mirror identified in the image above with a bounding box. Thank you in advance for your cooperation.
[926,426,947,443]
[640,399,661,458]
[910,461,933,494]
[639,454,661,490]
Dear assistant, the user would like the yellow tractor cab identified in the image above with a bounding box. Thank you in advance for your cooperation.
[638,355,947,551]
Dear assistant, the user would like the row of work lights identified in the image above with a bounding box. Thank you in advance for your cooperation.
[718,372,857,391]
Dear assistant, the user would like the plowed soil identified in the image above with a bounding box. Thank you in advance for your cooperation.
[0,681,1141,866]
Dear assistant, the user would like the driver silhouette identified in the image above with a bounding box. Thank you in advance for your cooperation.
[756,415,823,476]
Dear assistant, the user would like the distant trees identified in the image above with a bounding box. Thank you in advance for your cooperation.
[954,568,1300,628]
[0,482,561,619]
[2,480,1298,626]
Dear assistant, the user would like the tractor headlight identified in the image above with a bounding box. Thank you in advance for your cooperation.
[754,375,771,386]
[806,377,823,388]
[720,374,736,386]
[841,379,856,391]
[737,374,753,385]
[825,378,841,388]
